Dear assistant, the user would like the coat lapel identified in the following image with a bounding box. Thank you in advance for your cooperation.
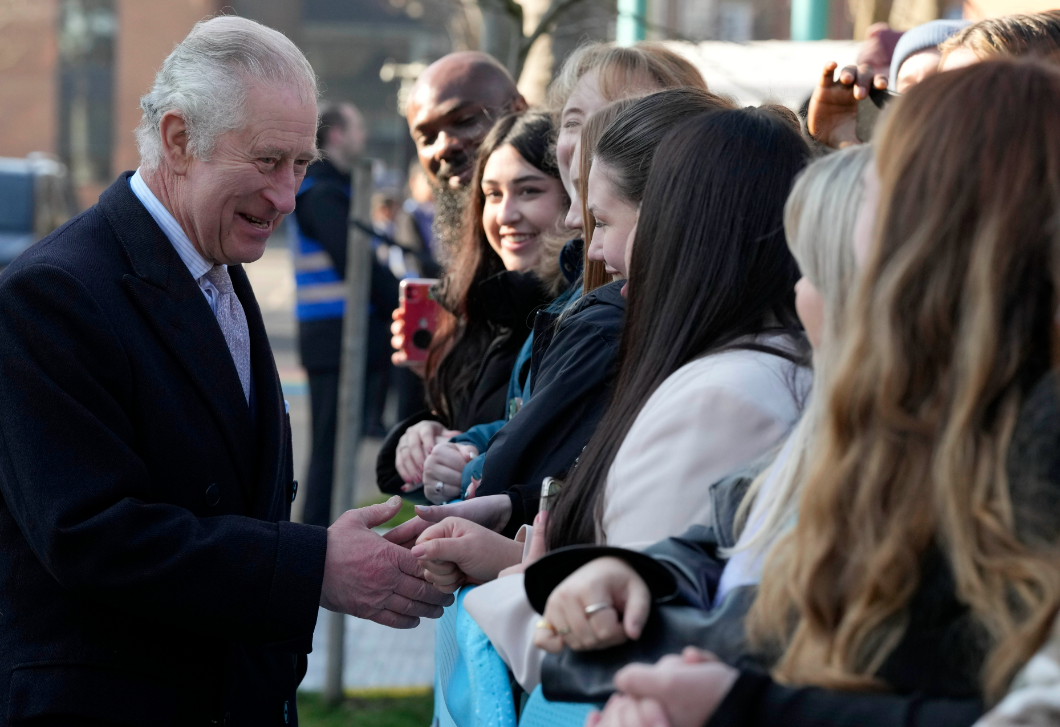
[230,263,287,518]
[98,174,257,506]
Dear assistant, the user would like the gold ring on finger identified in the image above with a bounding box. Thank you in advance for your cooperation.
[535,619,555,633]
[584,602,613,617]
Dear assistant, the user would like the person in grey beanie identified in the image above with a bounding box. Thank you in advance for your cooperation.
[889,19,971,92]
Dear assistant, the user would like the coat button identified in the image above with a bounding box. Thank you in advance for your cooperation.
[290,480,298,503]
[205,483,221,507]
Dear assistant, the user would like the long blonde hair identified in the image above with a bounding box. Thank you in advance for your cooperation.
[730,145,872,560]
[749,60,1060,703]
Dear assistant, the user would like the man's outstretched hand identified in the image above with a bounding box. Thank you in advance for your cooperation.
[319,496,454,628]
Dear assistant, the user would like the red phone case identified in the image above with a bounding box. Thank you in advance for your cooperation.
[399,278,440,363]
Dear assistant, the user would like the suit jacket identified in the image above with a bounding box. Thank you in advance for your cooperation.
[0,173,328,726]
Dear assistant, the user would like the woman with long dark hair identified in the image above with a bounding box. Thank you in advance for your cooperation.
[410,101,813,691]
[377,111,568,497]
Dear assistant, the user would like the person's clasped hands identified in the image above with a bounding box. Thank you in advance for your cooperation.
[421,441,479,504]
[395,419,461,494]
[587,647,740,727]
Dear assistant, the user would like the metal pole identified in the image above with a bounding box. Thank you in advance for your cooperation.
[616,0,646,46]
[791,0,830,40]
[323,158,374,706]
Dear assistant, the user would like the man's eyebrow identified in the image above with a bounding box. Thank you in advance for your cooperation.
[253,145,320,162]
[414,100,481,131]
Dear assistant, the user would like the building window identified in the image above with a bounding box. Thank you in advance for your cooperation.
[58,0,116,186]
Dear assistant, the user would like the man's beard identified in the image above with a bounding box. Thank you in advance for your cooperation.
[431,183,470,266]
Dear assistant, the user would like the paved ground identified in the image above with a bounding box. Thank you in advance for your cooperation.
[244,238,435,692]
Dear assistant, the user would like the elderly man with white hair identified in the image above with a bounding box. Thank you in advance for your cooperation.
[0,16,451,726]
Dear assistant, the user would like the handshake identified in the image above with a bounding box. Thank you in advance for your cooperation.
[317,495,455,628]
[318,493,517,628]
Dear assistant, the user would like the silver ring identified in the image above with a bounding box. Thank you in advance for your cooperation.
[434,482,445,493]
[584,602,613,617]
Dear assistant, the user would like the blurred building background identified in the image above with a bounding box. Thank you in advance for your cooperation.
[2,0,1054,211]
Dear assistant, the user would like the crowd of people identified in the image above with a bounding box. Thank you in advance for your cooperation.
[378,10,1060,727]
[2,9,1060,726]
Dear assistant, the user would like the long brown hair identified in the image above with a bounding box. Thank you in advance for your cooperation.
[547,103,810,551]
[749,60,1060,702]
[577,99,639,295]
[425,111,566,424]
[576,88,736,297]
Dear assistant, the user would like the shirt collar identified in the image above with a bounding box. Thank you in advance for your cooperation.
[129,169,216,281]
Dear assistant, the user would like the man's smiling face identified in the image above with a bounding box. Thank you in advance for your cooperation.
[177,81,318,265]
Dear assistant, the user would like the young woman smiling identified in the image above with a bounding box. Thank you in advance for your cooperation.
[377,111,568,498]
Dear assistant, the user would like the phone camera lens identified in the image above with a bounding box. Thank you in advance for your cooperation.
[412,329,433,350]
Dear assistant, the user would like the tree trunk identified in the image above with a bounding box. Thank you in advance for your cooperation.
[517,0,553,105]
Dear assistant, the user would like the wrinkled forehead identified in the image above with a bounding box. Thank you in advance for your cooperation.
[409,67,509,125]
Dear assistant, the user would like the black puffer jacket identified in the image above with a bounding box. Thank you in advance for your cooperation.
[476,279,626,537]
[376,271,551,497]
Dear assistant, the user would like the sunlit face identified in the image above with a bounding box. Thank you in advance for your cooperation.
[940,47,980,72]
[895,48,941,93]
[564,138,583,232]
[175,83,317,265]
[557,70,608,199]
[795,276,825,349]
[852,161,880,268]
[407,65,519,190]
[481,144,566,272]
[587,159,640,278]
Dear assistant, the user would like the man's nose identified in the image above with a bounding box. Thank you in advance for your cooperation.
[264,168,299,215]
[435,130,465,159]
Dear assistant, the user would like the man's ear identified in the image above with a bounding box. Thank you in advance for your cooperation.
[159,110,192,176]
[511,94,529,114]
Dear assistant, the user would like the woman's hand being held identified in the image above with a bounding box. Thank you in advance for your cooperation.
[410,517,524,592]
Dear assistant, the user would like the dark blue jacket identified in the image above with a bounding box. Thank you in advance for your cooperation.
[476,279,627,536]
[0,173,326,726]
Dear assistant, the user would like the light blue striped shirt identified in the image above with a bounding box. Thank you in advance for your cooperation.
[129,169,225,315]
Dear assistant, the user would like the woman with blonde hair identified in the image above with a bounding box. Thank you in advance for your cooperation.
[550,42,708,293]
[586,59,1060,727]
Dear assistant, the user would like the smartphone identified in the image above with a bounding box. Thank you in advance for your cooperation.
[399,278,440,364]
[855,85,899,143]
[539,477,561,514]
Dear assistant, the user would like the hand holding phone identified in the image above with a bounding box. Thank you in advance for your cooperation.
[856,85,899,143]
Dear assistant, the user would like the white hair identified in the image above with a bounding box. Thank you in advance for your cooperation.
[136,16,319,171]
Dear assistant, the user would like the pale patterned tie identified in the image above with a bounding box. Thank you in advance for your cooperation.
[203,265,251,403]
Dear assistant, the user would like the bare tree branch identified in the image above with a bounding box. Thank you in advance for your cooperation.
[518,0,587,68]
